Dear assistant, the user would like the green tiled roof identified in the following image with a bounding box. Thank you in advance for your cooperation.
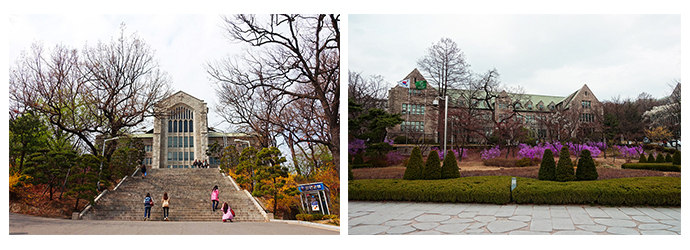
[444,88,569,111]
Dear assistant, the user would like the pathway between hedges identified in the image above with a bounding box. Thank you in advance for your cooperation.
[348,201,680,235]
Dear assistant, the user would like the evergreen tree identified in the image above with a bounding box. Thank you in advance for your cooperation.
[647,153,656,163]
[252,147,299,215]
[440,150,461,179]
[423,150,442,180]
[67,154,101,211]
[403,146,424,180]
[576,149,598,181]
[656,153,666,163]
[538,149,556,181]
[638,154,647,163]
[555,147,576,182]
[673,151,681,165]
[353,153,364,165]
[665,153,673,163]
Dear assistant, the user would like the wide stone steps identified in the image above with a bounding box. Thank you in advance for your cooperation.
[83,168,266,222]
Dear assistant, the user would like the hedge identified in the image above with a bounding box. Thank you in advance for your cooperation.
[349,176,680,206]
[296,214,339,221]
[621,163,681,172]
[512,177,680,206]
[350,163,374,169]
[349,176,512,204]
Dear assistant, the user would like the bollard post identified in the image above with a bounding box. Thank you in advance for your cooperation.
[510,177,517,202]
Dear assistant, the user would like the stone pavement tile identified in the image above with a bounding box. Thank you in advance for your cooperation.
[607,227,640,235]
[631,216,658,223]
[415,214,450,223]
[464,204,486,212]
[348,211,370,218]
[475,216,497,223]
[553,230,597,235]
[458,211,478,218]
[530,219,552,232]
[486,221,527,233]
[514,205,533,215]
[654,208,681,220]
[478,204,501,215]
[412,222,440,230]
[465,229,485,234]
[509,231,550,235]
[509,215,532,222]
[570,214,595,225]
[441,218,474,224]
[373,202,415,213]
[618,207,645,216]
[637,207,673,220]
[659,220,680,226]
[349,225,390,235]
[386,225,416,234]
[350,213,397,225]
[577,225,607,233]
[435,223,470,234]
[384,220,412,227]
[565,206,588,215]
[408,202,445,211]
[532,205,550,210]
[408,230,442,235]
[392,210,426,220]
[550,208,570,218]
[638,224,672,230]
[584,207,609,218]
[468,222,487,229]
[552,218,575,230]
[495,205,516,217]
[594,219,637,228]
[349,201,384,212]
[667,226,681,233]
[532,209,551,219]
[440,204,470,216]
[601,207,631,220]
[640,230,678,235]
[427,203,458,214]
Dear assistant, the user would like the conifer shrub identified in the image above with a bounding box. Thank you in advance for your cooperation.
[638,154,647,163]
[647,153,656,163]
[576,149,598,181]
[665,154,673,163]
[403,146,424,180]
[441,150,461,179]
[353,153,364,165]
[656,154,666,163]
[348,165,354,180]
[538,149,556,181]
[621,163,681,172]
[673,151,680,165]
[555,147,576,182]
[423,150,442,180]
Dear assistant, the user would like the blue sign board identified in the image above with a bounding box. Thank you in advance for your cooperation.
[298,182,325,192]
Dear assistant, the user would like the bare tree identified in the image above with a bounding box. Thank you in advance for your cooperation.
[348,71,388,116]
[417,37,470,97]
[207,14,340,171]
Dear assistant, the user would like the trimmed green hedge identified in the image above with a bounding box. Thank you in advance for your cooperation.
[621,163,681,172]
[349,176,513,204]
[349,176,680,206]
[350,163,374,169]
[512,177,680,206]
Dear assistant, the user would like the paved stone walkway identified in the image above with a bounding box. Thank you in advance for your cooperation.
[349,201,680,235]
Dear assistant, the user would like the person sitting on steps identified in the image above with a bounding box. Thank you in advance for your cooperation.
[221,202,234,222]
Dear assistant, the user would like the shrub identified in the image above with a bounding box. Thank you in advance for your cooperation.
[576,149,598,181]
[646,153,656,163]
[296,214,338,221]
[538,149,556,181]
[403,146,424,180]
[621,163,681,172]
[393,135,408,144]
[440,150,460,179]
[386,151,405,166]
[480,145,501,160]
[348,165,354,181]
[656,154,665,163]
[665,154,673,163]
[365,157,388,168]
[555,147,576,182]
[353,153,364,165]
[638,154,647,163]
[673,151,680,165]
[350,163,374,169]
[423,150,442,180]
[516,158,532,168]
[483,158,518,168]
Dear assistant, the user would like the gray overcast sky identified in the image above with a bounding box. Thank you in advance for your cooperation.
[8,14,243,132]
[349,14,681,101]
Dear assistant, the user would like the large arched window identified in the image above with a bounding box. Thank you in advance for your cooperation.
[167,105,196,168]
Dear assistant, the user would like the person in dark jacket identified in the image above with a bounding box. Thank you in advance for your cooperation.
[144,193,153,220]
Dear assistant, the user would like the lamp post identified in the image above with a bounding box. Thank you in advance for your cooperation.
[433,95,449,156]
[211,127,228,147]
[98,136,119,192]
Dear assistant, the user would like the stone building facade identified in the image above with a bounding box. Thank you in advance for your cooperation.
[134,91,257,169]
[387,68,604,144]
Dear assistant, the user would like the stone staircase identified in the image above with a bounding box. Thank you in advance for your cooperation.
[82,168,266,222]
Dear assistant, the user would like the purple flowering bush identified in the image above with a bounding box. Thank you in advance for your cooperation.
[431,147,469,160]
[615,144,644,162]
[348,139,366,155]
[517,142,605,161]
[386,151,405,166]
[480,145,501,160]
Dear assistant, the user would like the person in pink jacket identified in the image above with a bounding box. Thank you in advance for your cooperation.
[211,185,219,212]
[221,202,234,222]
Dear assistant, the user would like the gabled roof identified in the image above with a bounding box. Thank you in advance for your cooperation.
[402,68,426,83]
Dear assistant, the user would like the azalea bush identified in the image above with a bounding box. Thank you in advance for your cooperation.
[431,147,468,160]
[613,144,644,162]
[517,141,603,161]
[386,151,405,166]
[480,145,501,160]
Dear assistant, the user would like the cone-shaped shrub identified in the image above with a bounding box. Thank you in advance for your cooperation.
[656,153,666,163]
[538,149,556,181]
[423,150,442,180]
[647,153,656,163]
[403,147,424,180]
[576,149,598,181]
[638,154,647,163]
[441,150,461,179]
[555,147,576,182]
[673,151,681,165]
[348,165,354,181]
[665,154,673,163]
